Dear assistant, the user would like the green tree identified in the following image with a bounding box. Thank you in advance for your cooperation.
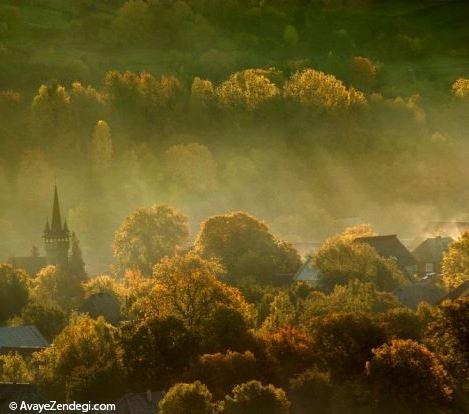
[31,314,125,402]
[442,232,469,289]
[195,212,301,282]
[366,340,454,411]
[0,265,29,323]
[159,381,215,414]
[222,380,291,414]
[113,204,189,274]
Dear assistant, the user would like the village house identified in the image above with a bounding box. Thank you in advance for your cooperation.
[354,234,418,278]
[0,326,49,357]
[412,236,453,278]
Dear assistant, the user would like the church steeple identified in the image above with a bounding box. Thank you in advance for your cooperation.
[51,185,63,235]
[43,184,70,267]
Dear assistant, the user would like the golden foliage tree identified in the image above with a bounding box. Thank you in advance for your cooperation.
[113,204,189,275]
[442,232,469,289]
[452,78,469,99]
[0,353,30,383]
[283,68,366,111]
[216,69,280,110]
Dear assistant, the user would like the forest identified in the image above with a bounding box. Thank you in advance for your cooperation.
[0,0,468,413]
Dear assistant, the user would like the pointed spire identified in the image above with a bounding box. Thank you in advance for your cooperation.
[44,219,50,234]
[63,218,69,233]
[50,184,63,234]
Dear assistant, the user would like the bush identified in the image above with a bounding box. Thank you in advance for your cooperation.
[159,381,215,414]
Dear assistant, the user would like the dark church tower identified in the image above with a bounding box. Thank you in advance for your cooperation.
[43,185,70,267]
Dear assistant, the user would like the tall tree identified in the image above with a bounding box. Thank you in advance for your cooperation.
[113,204,189,275]
[0,265,29,323]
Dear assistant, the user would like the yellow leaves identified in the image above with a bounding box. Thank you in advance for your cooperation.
[452,78,469,99]
[284,68,367,110]
[442,232,469,289]
[215,69,280,110]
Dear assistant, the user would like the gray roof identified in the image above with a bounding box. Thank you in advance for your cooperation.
[103,391,164,414]
[412,236,453,263]
[354,235,417,267]
[0,326,49,350]
[294,256,320,282]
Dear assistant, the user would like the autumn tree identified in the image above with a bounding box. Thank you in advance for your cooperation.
[425,298,469,381]
[15,301,66,342]
[0,265,29,323]
[31,314,125,402]
[313,235,405,292]
[132,253,253,352]
[159,381,215,414]
[186,351,261,400]
[113,204,189,274]
[121,315,196,390]
[441,232,469,289]
[451,78,469,99]
[195,212,301,282]
[309,312,386,380]
[222,380,291,414]
[283,68,366,111]
[32,265,85,311]
[0,353,30,383]
[366,340,454,411]
[216,69,280,110]
[288,369,333,414]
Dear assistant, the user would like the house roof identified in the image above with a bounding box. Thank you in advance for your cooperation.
[0,383,50,414]
[107,391,164,414]
[354,235,417,267]
[293,256,320,282]
[0,326,49,350]
[412,236,453,263]
[396,281,446,309]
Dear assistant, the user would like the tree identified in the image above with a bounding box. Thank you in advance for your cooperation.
[90,120,113,174]
[216,69,280,110]
[425,298,469,381]
[113,204,189,274]
[187,351,261,400]
[313,236,405,292]
[283,25,299,47]
[0,265,29,323]
[121,315,196,390]
[0,353,30,383]
[379,307,423,341]
[222,380,291,414]
[452,78,469,99]
[164,143,218,194]
[309,312,386,380]
[69,232,86,278]
[283,68,366,111]
[159,381,215,414]
[15,301,66,342]
[30,314,125,402]
[288,369,333,414]
[32,265,84,311]
[133,253,253,343]
[350,56,377,90]
[366,340,453,411]
[195,212,301,281]
[441,232,469,289]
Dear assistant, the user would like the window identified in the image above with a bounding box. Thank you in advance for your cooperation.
[425,262,434,273]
